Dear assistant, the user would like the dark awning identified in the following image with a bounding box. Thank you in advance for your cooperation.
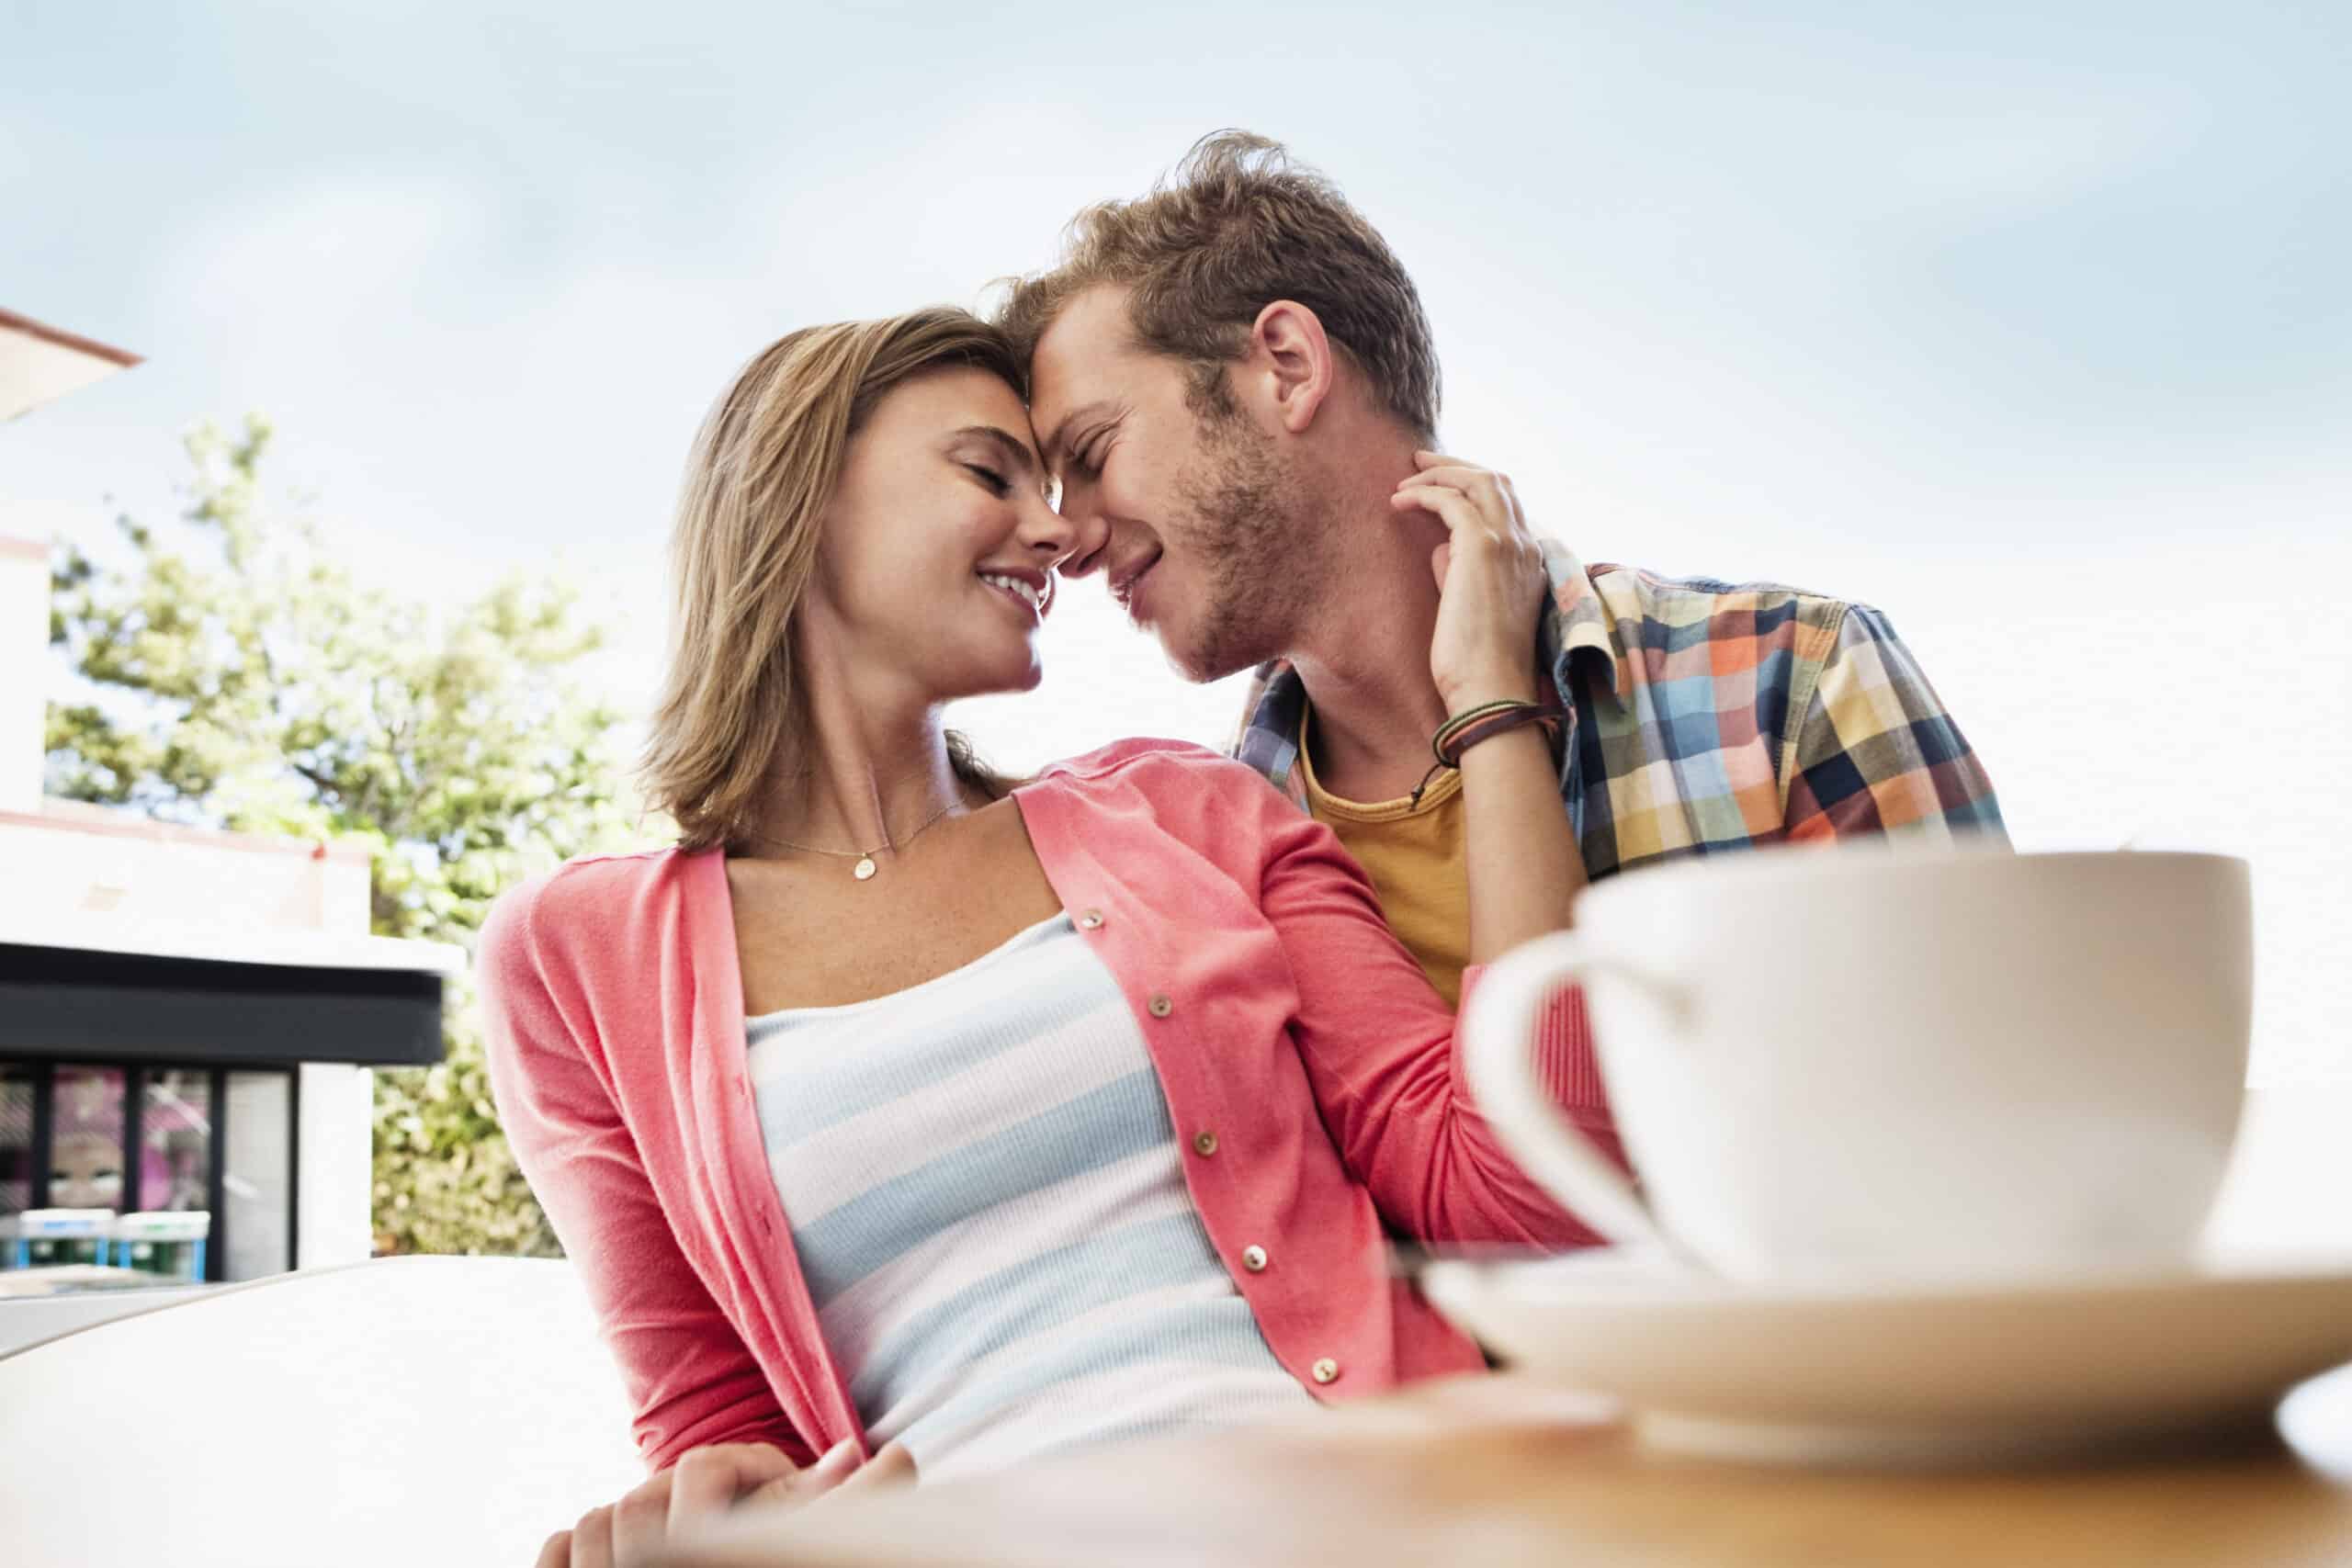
[0,930,458,1068]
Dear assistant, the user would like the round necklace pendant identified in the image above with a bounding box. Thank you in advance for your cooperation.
[854,856,878,881]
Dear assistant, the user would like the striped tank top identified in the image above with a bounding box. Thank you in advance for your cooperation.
[746,913,1316,1482]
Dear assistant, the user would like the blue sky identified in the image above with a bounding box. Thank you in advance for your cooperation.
[5,0,2346,1076]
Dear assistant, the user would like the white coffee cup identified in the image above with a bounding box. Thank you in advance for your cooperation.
[1463,848,2253,1282]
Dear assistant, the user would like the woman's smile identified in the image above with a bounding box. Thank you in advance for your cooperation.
[977,568,1048,620]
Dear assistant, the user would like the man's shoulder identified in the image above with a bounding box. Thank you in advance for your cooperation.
[1583,560,1862,636]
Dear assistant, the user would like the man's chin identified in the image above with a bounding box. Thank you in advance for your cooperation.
[1159,629,1266,686]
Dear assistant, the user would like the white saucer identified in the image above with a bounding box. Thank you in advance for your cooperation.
[1418,1249,2352,1467]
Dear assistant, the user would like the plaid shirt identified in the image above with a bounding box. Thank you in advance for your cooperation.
[1234,546,2005,879]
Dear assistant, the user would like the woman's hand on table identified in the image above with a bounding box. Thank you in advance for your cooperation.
[537,1438,917,1567]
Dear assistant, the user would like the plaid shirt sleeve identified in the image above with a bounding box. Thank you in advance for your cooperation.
[1781,604,2007,845]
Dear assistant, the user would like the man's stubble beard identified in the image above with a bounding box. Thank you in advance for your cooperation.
[1166,412,1325,684]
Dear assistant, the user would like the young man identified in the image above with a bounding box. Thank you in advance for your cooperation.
[998,131,2003,1006]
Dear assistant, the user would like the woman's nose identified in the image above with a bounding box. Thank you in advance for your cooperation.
[1017,488,1091,574]
[1024,488,1107,577]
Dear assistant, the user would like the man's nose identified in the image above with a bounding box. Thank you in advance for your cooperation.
[1053,490,1112,579]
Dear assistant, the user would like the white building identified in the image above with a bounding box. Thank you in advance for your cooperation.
[0,308,457,1315]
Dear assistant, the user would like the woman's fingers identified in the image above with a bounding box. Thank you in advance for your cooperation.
[1398,457,1550,707]
[739,1437,907,1511]
[1392,484,1519,559]
[1400,465,1513,509]
[1395,474,1541,574]
[838,1440,918,1492]
[1390,480,1487,543]
[1413,447,1496,471]
[611,1471,674,1564]
[1408,450,1518,494]
[737,1438,859,1510]
[665,1442,810,1530]
[1396,487,1488,593]
[568,1504,615,1568]
[539,1443,831,1568]
[1397,459,1525,540]
[800,1437,865,1495]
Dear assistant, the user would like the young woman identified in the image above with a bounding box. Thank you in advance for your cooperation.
[483,308,1616,1566]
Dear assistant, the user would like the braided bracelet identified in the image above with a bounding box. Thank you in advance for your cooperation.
[1431,697,1565,768]
[1408,697,1566,806]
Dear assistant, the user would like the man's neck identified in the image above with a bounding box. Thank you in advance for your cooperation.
[1280,437,1460,803]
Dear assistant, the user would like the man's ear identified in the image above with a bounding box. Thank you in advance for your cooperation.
[1250,299,1333,435]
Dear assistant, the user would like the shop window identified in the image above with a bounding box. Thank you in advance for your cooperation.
[0,1063,296,1284]
[50,1066,126,1211]
[0,1066,31,1215]
[140,1068,212,1213]
[224,1070,293,1280]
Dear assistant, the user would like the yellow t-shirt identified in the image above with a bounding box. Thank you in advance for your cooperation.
[1295,712,1472,1006]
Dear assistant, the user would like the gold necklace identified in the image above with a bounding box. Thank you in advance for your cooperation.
[753,797,962,881]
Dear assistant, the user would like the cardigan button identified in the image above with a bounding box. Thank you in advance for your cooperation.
[1076,908,1104,930]
[1241,1245,1268,1272]
[1148,993,1173,1019]
[1312,1357,1341,1384]
[1193,1131,1219,1156]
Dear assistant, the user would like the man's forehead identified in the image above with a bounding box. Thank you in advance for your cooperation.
[1047,280,1133,343]
[1031,289,1144,454]
[1033,293,1127,388]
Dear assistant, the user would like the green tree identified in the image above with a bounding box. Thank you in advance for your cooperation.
[45,414,654,1255]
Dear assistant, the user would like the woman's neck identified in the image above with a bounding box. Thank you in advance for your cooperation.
[747,660,972,858]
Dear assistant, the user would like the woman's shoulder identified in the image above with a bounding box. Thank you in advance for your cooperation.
[1024,738,1298,857]
[1035,736,1273,796]
[479,845,700,978]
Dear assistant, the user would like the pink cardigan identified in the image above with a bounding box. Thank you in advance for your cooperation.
[480,739,1614,1472]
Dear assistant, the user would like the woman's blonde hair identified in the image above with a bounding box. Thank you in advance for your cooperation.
[641,306,1023,852]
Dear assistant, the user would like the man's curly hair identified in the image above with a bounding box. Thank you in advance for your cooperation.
[993,130,1441,443]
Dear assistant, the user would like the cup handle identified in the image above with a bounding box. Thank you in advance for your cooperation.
[1462,930,1684,1255]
